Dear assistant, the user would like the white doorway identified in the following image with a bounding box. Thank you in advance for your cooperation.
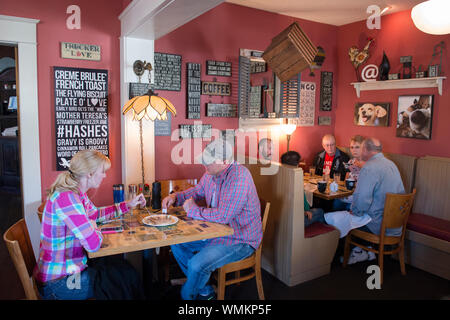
[0,15,42,224]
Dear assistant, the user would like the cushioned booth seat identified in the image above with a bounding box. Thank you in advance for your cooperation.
[305,223,337,238]
[407,213,450,242]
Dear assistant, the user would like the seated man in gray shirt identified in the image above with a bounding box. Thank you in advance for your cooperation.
[348,137,405,263]
[325,137,405,264]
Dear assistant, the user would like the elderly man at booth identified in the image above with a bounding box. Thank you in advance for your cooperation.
[312,134,349,181]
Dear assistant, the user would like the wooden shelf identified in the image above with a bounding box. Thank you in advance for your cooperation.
[351,77,446,97]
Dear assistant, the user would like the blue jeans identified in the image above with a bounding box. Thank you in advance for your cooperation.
[37,268,95,300]
[304,207,325,227]
[170,241,255,300]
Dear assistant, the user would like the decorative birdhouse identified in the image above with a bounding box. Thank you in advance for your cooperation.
[262,22,318,82]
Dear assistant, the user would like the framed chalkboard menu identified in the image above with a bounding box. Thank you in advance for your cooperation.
[206,60,231,77]
[54,66,109,171]
[153,52,182,91]
[187,63,201,119]
[320,71,333,111]
[179,124,212,139]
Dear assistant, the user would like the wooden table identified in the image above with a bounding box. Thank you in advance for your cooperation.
[88,207,234,258]
[303,174,355,201]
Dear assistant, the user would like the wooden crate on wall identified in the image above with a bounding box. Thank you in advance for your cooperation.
[263,22,318,82]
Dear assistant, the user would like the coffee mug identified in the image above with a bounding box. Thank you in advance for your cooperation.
[345,179,355,190]
[317,181,327,193]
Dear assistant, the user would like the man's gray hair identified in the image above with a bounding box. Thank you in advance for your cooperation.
[200,138,234,165]
[364,137,383,153]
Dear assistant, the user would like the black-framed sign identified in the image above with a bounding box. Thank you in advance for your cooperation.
[179,124,212,139]
[187,63,201,119]
[320,71,333,111]
[54,66,109,171]
[206,103,237,117]
[153,52,182,91]
[201,81,231,96]
[206,60,231,77]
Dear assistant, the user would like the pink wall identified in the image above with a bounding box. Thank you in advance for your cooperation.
[1,0,129,206]
[335,10,450,157]
[154,3,339,180]
[4,1,449,203]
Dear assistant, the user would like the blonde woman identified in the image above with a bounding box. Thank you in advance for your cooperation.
[33,150,145,300]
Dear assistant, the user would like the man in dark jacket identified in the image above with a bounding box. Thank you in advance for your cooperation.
[313,134,350,181]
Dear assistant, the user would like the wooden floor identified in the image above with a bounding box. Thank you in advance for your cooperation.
[2,240,448,300]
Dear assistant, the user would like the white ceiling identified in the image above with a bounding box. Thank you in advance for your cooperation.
[226,0,424,26]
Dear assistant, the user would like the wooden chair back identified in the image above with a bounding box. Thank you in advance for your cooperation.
[37,201,45,223]
[343,189,416,285]
[380,188,416,245]
[159,179,198,199]
[216,198,270,300]
[3,219,39,300]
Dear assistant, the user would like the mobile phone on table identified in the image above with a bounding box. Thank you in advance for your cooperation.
[100,226,123,234]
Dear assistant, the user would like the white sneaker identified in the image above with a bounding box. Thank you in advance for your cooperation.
[347,247,369,265]
[367,247,376,261]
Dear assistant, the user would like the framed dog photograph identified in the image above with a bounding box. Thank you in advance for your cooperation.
[354,102,390,127]
[396,95,433,140]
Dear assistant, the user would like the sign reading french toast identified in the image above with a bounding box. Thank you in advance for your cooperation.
[54,66,109,170]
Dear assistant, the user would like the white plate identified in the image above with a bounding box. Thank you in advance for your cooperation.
[142,214,179,227]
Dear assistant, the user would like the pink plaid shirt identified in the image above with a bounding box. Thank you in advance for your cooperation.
[176,162,262,249]
[33,190,128,283]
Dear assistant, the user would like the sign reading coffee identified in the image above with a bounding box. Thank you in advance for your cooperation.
[54,66,109,171]
[201,81,231,96]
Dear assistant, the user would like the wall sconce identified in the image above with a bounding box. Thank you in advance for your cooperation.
[281,119,296,151]
[122,60,176,186]
[411,0,450,35]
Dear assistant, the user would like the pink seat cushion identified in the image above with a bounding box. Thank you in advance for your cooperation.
[407,213,450,242]
[305,222,336,238]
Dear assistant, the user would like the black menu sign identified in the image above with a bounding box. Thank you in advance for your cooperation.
[206,60,231,77]
[187,63,201,119]
[320,71,333,111]
[154,52,181,91]
[54,66,109,171]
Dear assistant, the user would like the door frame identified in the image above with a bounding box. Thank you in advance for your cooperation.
[0,15,42,219]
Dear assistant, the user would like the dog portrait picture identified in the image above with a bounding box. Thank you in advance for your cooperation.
[396,95,433,140]
[354,102,390,127]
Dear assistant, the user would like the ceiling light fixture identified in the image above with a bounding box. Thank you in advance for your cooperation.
[380,6,391,15]
[411,0,450,35]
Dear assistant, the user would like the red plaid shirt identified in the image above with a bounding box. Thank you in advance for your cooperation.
[176,162,262,249]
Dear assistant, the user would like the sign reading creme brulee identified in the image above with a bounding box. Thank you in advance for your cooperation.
[54,66,109,171]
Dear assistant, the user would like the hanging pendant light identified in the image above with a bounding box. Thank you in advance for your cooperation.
[122,89,176,120]
[411,0,450,35]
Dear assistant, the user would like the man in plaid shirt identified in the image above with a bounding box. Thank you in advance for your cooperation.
[163,138,262,300]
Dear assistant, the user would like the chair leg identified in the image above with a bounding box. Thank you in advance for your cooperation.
[217,268,226,300]
[343,235,351,267]
[255,266,265,300]
[398,244,406,276]
[379,247,384,285]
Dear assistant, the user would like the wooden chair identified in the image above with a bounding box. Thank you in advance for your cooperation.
[343,189,416,284]
[37,201,45,222]
[160,179,198,200]
[3,218,40,300]
[216,198,270,300]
